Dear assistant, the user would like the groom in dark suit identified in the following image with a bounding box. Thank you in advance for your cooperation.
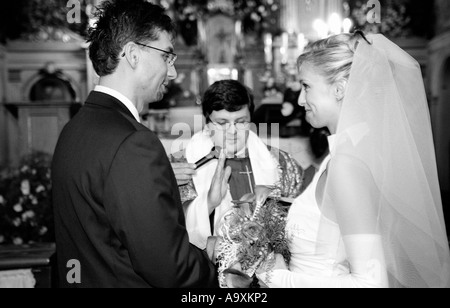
[52,0,218,288]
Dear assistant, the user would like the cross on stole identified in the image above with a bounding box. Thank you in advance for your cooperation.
[240,165,254,195]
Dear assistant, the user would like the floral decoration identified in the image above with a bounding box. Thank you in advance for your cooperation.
[0,152,54,246]
[348,0,411,38]
[170,0,280,45]
[0,0,90,42]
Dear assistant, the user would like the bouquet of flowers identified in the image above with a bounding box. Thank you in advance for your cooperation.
[216,186,291,288]
[0,152,54,245]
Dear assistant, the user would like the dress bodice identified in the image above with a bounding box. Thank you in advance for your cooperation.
[286,144,350,277]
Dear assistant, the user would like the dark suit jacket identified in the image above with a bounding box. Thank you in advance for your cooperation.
[52,91,218,288]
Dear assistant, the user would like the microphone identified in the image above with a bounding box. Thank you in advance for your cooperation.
[195,146,222,170]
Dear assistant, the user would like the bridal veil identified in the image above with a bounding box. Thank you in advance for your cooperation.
[319,34,450,288]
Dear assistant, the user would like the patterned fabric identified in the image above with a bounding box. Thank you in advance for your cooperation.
[274,148,304,199]
[169,146,304,204]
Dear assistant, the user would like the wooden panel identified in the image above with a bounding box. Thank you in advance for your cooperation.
[0,243,55,270]
[18,105,71,157]
[27,114,60,155]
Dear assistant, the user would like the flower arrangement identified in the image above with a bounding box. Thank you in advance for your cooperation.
[216,186,290,288]
[0,0,89,42]
[172,0,280,35]
[0,152,54,246]
[349,0,411,38]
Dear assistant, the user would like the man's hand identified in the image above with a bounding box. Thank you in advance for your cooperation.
[207,150,232,214]
[171,163,197,186]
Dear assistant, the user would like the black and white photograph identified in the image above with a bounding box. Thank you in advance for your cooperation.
[0,0,449,291]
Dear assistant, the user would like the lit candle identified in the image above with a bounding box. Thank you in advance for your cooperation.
[343,18,353,33]
[235,20,242,37]
[282,32,289,49]
[313,19,329,39]
[328,13,342,35]
[281,32,289,64]
[297,33,305,54]
[264,33,273,65]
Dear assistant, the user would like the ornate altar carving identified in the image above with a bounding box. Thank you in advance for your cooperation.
[204,14,237,65]
[201,13,240,85]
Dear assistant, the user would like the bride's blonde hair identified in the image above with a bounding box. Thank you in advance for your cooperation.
[297,32,366,85]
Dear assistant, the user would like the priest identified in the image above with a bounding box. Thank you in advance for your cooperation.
[171,80,304,249]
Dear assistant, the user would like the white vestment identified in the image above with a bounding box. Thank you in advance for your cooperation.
[184,130,280,249]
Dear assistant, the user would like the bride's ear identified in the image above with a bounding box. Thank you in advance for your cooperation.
[334,79,348,102]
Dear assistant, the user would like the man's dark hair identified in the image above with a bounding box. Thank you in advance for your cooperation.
[87,0,176,77]
[202,80,255,122]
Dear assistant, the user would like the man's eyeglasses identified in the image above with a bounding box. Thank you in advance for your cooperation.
[122,42,177,66]
[209,121,251,131]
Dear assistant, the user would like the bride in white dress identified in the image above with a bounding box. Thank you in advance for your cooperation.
[257,32,450,288]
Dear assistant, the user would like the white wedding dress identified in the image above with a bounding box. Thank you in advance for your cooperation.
[261,136,387,288]
[282,145,350,279]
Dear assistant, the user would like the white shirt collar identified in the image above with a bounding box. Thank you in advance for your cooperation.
[94,85,141,123]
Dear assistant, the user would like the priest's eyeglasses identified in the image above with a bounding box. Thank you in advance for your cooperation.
[134,42,178,66]
[210,121,251,131]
